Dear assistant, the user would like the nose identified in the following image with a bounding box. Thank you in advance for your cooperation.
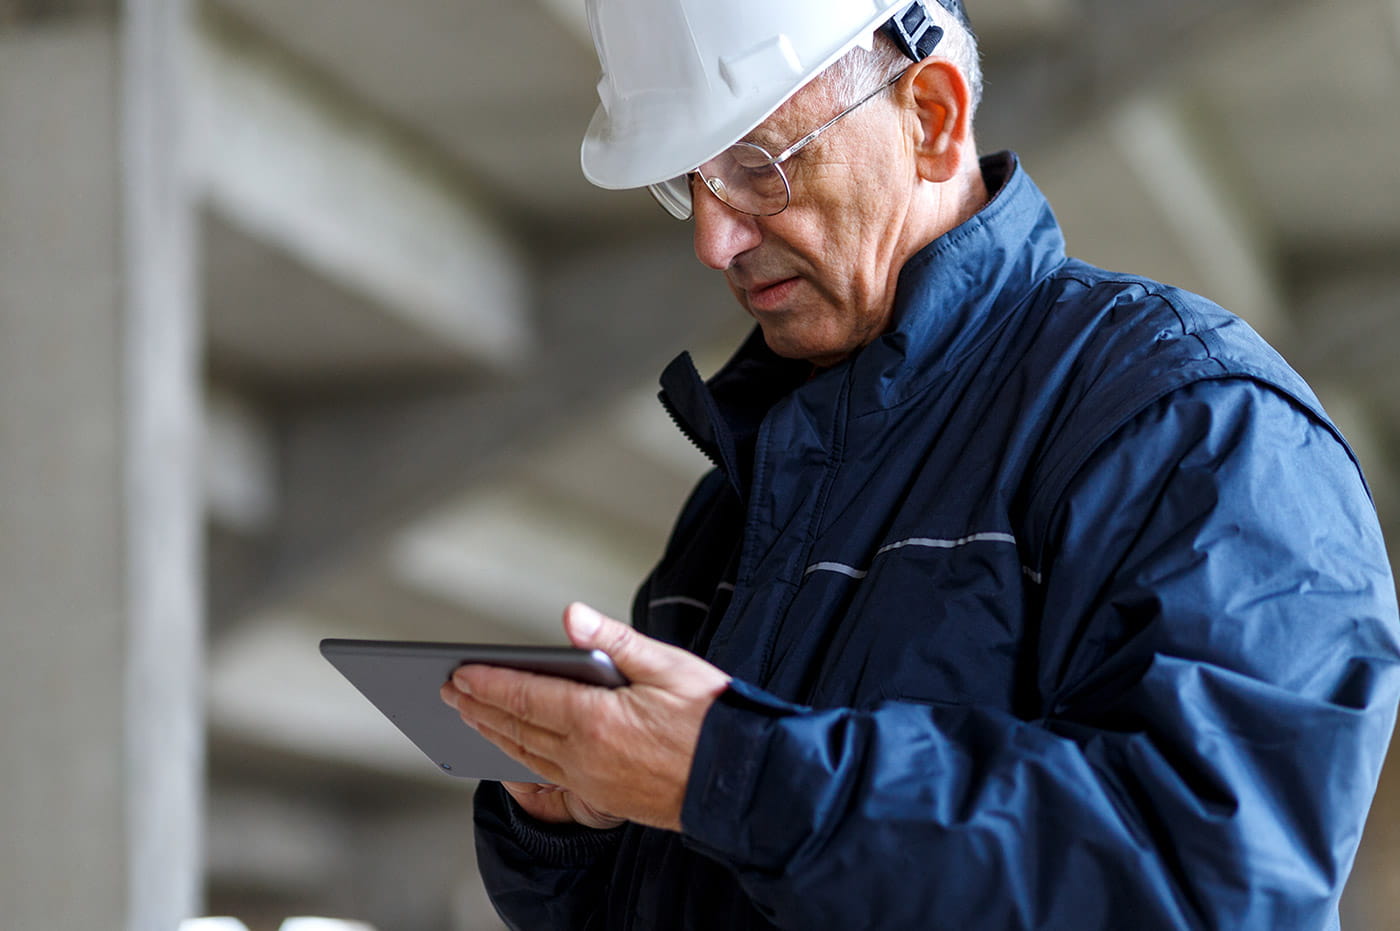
[692,179,763,270]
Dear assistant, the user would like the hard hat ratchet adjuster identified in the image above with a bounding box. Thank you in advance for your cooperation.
[881,1,944,62]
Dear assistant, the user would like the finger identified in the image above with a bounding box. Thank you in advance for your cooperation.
[453,663,589,733]
[502,781,561,795]
[456,690,569,759]
[564,601,708,687]
[440,682,482,732]
[476,719,566,786]
[439,679,468,711]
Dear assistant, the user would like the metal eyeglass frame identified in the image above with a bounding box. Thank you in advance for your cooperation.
[648,65,913,221]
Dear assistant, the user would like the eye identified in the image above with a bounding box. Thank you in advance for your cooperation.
[731,149,772,170]
[743,165,785,194]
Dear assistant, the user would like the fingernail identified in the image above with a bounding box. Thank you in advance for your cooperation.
[571,602,602,639]
[452,667,472,694]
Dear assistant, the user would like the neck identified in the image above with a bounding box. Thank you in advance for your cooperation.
[897,152,990,270]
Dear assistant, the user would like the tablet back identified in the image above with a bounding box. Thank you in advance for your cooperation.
[320,639,625,782]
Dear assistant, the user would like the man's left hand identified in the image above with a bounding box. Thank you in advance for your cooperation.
[439,602,732,832]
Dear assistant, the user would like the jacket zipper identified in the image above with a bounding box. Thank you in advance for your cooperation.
[659,389,723,471]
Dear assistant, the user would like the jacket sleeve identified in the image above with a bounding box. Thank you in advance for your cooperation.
[678,379,1400,930]
[473,780,625,930]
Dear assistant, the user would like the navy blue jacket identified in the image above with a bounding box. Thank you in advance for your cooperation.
[474,154,1400,930]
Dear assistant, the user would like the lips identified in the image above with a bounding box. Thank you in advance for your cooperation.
[746,276,802,312]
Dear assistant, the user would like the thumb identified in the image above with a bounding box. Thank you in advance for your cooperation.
[563,601,692,686]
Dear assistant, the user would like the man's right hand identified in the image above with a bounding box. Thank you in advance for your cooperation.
[501,781,625,830]
[442,601,731,832]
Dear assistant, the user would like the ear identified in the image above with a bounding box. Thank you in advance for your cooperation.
[900,58,974,184]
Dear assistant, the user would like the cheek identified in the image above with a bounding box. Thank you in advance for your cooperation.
[773,171,902,304]
[811,190,889,264]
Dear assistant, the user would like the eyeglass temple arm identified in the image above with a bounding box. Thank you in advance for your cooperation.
[765,68,912,167]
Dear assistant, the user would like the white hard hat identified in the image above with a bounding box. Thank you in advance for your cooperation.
[581,0,930,191]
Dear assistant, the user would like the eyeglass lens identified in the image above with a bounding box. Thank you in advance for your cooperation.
[695,142,792,217]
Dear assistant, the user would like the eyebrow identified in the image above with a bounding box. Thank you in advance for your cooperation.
[740,126,787,150]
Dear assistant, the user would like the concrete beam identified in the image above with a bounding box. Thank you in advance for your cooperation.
[1109,93,1287,340]
[385,476,659,641]
[205,385,279,534]
[215,232,735,626]
[1288,254,1400,388]
[1282,255,1400,577]
[204,781,483,928]
[207,608,471,780]
[205,786,351,895]
[190,11,531,373]
[532,0,590,47]
[976,0,1313,152]
[0,0,118,25]
[346,804,486,931]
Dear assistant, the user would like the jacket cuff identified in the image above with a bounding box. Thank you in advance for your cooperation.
[680,679,806,865]
[474,780,625,868]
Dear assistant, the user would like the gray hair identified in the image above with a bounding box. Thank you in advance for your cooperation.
[819,3,983,119]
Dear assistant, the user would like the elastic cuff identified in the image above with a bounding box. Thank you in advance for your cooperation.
[475,780,625,868]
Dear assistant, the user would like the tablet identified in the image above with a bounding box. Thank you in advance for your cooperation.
[319,638,628,782]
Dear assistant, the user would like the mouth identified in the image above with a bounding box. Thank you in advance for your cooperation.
[745,276,802,312]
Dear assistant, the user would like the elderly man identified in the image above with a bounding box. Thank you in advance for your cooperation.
[441,1,1400,927]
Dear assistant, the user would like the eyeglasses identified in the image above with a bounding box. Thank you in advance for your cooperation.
[649,67,911,221]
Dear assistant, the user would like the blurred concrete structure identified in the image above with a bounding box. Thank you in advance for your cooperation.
[1,0,1398,928]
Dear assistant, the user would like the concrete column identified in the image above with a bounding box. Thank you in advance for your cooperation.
[0,2,203,928]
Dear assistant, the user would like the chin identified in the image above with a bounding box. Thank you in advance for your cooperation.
[758,326,853,367]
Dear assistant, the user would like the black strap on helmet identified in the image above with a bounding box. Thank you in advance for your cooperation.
[881,1,945,62]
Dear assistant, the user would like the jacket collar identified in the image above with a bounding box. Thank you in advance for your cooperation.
[659,329,811,495]
[844,151,1067,414]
